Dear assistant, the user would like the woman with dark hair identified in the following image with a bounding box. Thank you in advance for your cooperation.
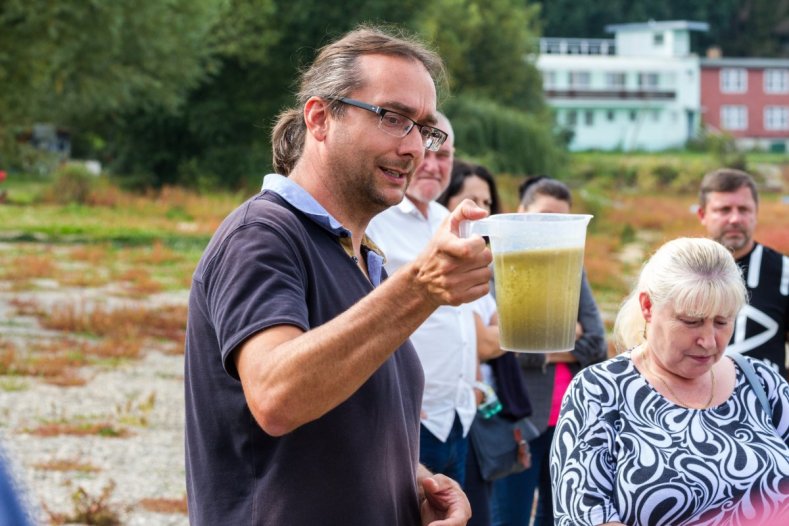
[438,160,502,215]
[440,160,534,526]
[491,176,607,526]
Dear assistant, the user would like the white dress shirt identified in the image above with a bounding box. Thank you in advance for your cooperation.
[471,293,497,388]
[367,198,477,441]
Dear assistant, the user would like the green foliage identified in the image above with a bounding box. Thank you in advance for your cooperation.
[417,0,545,113]
[0,0,221,127]
[567,152,734,194]
[0,141,61,176]
[443,95,565,176]
[539,0,786,59]
[1,0,567,189]
[47,164,97,205]
[686,130,748,172]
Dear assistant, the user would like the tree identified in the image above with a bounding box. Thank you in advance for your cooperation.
[537,0,786,58]
[0,0,221,127]
[412,0,564,175]
[0,0,223,174]
[417,0,546,114]
[107,0,424,189]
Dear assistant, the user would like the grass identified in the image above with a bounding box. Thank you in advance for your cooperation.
[2,162,787,322]
[45,480,123,526]
[138,496,188,514]
[39,301,186,346]
[34,457,101,473]
[27,420,130,438]
[115,392,157,427]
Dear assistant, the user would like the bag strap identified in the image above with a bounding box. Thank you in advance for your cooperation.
[729,352,771,418]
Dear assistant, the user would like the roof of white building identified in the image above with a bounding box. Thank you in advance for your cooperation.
[701,57,789,68]
[605,20,709,33]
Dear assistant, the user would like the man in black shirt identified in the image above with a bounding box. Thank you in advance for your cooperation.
[185,26,491,525]
[698,168,789,377]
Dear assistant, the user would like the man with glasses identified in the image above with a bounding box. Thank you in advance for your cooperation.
[367,113,478,488]
[185,25,489,526]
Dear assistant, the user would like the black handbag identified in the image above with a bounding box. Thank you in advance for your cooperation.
[469,413,540,481]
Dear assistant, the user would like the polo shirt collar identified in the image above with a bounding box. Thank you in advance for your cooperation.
[261,174,385,284]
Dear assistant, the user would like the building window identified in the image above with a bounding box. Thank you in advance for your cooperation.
[629,110,637,122]
[567,110,578,126]
[584,110,594,126]
[606,110,615,121]
[569,71,591,89]
[543,70,557,89]
[720,68,747,93]
[653,32,664,46]
[638,72,659,90]
[721,105,747,130]
[764,69,789,94]
[652,109,660,122]
[764,106,789,130]
[605,72,626,89]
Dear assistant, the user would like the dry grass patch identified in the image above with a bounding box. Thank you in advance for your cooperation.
[0,334,143,384]
[115,268,163,297]
[43,369,89,387]
[606,194,698,235]
[8,296,46,317]
[46,480,124,526]
[58,269,111,288]
[68,244,112,264]
[2,338,88,386]
[5,301,185,381]
[41,301,186,344]
[0,252,57,282]
[127,241,182,266]
[585,234,626,295]
[0,341,18,380]
[34,457,100,473]
[28,420,130,438]
[115,392,156,427]
[87,337,143,360]
[138,495,188,514]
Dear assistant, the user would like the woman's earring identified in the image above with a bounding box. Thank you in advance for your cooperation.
[643,323,647,339]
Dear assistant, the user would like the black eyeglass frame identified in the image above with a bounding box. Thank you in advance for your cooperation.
[332,97,448,152]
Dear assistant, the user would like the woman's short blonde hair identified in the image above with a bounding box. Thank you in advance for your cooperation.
[613,237,748,352]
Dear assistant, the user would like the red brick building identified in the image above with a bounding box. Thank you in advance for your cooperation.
[701,57,789,152]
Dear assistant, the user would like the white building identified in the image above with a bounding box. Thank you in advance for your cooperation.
[537,20,709,151]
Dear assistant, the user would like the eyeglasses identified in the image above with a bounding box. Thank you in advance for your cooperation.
[333,97,448,152]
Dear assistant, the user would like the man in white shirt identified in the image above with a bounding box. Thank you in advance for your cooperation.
[367,114,478,485]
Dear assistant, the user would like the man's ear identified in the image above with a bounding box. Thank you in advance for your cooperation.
[303,96,330,141]
[696,204,706,222]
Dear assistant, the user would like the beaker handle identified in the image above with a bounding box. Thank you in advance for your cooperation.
[459,219,490,239]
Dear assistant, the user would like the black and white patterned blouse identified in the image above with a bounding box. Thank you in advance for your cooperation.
[551,352,789,526]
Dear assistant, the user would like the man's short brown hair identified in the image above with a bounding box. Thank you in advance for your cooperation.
[699,168,759,209]
[271,25,445,176]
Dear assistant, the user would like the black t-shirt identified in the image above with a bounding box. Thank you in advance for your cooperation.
[728,243,789,377]
[184,192,424,525]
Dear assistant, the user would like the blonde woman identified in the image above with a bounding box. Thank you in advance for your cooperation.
[551,237,789,525]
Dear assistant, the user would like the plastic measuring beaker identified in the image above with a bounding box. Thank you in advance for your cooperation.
[461,213,593,353]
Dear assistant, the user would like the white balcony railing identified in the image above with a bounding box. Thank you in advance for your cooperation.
[540,38,617,56]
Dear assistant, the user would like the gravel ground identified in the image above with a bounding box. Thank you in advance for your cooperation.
[0,282,189,525]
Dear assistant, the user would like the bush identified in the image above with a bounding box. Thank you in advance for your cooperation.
[46,164,97,205]
[442,95,566,176]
